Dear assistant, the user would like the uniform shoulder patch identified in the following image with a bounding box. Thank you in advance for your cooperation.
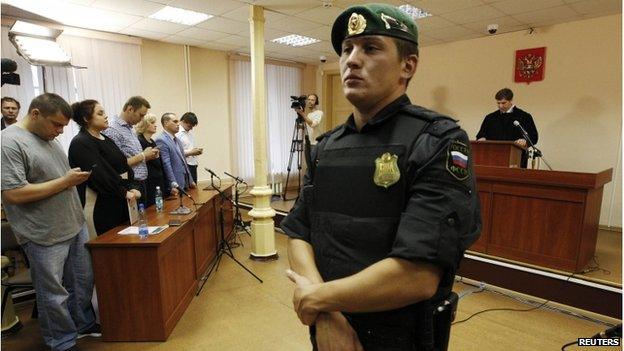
[315,123,344,142]
[401,105,459,137]
[425,118,459,137]
[446,140,470,181]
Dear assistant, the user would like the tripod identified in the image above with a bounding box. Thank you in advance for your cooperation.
[197,179,262,296]
[282,116,309,201]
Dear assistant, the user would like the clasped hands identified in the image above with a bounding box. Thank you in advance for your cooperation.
[286,269,321,326]
[286,269,364,351]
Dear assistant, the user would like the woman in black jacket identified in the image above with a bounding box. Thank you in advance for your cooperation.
[68,99,141,235]
[134,113,173,207]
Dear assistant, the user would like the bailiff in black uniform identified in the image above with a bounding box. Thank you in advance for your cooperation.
[282,4,481,351]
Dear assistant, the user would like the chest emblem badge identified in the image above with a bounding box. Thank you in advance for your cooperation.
[374,152,400,189]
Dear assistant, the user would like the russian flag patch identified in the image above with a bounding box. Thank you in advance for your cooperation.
[446,141,470,180]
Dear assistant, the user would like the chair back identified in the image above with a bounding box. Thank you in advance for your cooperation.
[1,222,20,253]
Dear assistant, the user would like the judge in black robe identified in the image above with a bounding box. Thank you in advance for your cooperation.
[476,89,538,168]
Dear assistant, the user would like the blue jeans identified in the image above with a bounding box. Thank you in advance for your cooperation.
[22,224,96,351]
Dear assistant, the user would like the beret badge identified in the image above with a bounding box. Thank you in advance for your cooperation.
[347,13,367,35]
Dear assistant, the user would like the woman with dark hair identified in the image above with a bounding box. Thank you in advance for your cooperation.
[68,99,141,236]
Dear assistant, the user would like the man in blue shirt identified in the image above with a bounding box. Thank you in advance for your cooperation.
[102,96,159,203]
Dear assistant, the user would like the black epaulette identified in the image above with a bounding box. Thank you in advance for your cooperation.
[401,104,459,137]
[315,123,344,143]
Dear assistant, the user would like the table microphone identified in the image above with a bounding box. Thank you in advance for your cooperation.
[512,120,531,139]
[205,167,221,180]
[175,185,193,199]
[224,171,246,184]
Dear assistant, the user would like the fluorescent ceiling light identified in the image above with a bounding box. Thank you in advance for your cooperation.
[10,35,71,66]
[398,4,432,20]
[149,6,212,26]
[9,20,63,39]
[271,34,321,47]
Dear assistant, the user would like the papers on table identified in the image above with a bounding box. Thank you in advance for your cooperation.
[118,226,168,235]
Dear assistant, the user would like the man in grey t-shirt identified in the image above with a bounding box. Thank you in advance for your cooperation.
[1,93,100,351]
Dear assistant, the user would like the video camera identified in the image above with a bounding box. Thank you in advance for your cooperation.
[290,95,307,110]
[1,58,20,86]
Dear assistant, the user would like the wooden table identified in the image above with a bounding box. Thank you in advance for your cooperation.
[471,166,612,272]
[86,183,233,341]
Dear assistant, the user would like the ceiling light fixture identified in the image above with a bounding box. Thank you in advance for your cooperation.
[398,4,432,20]
[271,34,321,47]
[149,6,212,26]
[8,21,72,66]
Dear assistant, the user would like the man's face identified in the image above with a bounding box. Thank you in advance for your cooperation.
[32,110,69,140]
[306,95,317,109]
[164,116,180,134]
[339,36,409,108]
[2,101,19,120]
[497,99,513,113]
[128,105,148,125]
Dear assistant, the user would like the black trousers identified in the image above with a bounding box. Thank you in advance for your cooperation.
[188,165,198,184]
[309,313,426,351]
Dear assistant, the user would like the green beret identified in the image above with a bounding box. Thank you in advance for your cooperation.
[331,3,419,55]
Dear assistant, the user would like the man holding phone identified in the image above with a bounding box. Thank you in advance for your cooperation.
[1,93,99,351]
[176,112,203,183]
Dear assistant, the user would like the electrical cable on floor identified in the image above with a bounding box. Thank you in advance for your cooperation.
[560,340,577,350]
[452,299,549,326]
[574,256,611,276]
[453,272,573,326]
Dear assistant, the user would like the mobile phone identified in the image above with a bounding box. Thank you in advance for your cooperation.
[83,164,97,172]
[168,219,181,226]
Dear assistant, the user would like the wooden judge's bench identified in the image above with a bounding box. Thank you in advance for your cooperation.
[469,141,612,272]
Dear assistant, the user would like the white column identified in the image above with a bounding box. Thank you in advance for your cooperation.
[248,5,277,260]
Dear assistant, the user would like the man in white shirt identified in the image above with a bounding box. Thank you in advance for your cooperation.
[175,112,202,184]
[296,94,324,144]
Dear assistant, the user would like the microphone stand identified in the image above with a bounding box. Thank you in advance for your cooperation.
[224,172,252,237]
[197,176,262,296]
[170,190,191,215]
[516,124,553,171]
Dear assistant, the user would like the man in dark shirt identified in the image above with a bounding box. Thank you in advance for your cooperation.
[281,4,481,351]
[476,88,538,167]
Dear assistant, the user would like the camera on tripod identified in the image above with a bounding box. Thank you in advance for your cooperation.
[1,58,20,86]
[290,95,307,110]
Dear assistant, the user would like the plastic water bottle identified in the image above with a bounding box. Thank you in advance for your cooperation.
[155,186,164,213]
[138,203,149,239]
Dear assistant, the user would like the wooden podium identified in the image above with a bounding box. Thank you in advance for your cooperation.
[471,166,612,272]
[471,140,524,167]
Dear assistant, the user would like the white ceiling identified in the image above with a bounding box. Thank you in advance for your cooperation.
[2,0,621,64]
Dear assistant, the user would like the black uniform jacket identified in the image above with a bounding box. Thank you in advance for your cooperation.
[281,95,481,349]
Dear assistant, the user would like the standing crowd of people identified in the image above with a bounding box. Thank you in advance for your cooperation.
[1,93,202,350]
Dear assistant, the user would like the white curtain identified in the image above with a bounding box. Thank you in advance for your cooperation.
[44,34,143,153]
[1,26,39,120]
[230,60,301,184]
[266,64,302,184]
[230,60,254,180]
